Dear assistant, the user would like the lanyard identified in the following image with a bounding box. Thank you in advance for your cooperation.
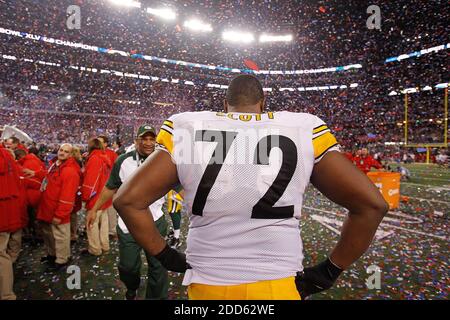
[136,152,146,168]
[47,162,57,173]
[41,162,57,192]
[136,152,141,168]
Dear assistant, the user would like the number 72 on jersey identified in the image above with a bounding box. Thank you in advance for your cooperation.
[192,130,298,220]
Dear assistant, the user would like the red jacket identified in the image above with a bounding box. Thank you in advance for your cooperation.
[81,150,112,210]
[344,152,354,162]
[0,147,27,232]
[17,143,29,154]
[17,153,46,208]
[354,155,382,174]
[105,148,118,166]
[37,157,81,224]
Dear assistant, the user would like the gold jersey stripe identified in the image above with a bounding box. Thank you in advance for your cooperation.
[315,143,339,161]
[313,125,328,134]
[161,124,173,134]
[156,127,174,155]
[160,127,173,135]
[163,120,174,129]
[313,123,327,130]
[313,131,338,159]
[312,128,330,140]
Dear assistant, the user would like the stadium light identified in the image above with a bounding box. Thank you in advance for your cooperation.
[222,31,254,44]
[147,7,176,20]
[435,82,449,89]
[259,34,293,43]
[108,0,141,8]
[66,95,72,100]
[402,88,418,94]
[184,19,212,32]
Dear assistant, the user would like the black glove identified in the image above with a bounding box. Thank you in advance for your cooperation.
[154,243,191,273]
[295,258,343,299]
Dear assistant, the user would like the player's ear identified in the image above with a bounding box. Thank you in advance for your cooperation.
[260,97,266,113]
[223,99,228,113]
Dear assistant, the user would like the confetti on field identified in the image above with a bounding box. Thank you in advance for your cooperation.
[12,164,450,300]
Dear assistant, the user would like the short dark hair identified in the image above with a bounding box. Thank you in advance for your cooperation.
[97,134,109,148]
[88,138,104,153]
[226,75,264,107]
[8,136,20,144]
[28,146,39,155]
[98,135,109,145]
[14,149,27,159]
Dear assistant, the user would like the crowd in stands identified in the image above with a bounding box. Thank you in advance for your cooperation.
[0,0,448,150]
[1,0,447,69]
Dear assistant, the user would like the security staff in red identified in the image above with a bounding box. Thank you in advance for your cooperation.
[353,148,383,174]
[15,150,46,209]
[81,138,112,256]
[0,146,27,300]
[35,143,81,271]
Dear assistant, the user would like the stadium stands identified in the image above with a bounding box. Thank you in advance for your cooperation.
[0,0,448,152]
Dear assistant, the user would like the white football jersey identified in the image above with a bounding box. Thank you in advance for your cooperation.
[156,111,339,286]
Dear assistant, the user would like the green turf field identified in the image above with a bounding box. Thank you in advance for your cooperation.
[13,163,449,300]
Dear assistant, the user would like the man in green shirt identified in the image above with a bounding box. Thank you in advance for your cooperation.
[86,125,168,300]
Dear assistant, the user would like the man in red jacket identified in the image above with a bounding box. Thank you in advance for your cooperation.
[35,143,81,271]
[343,150,354,163]
[15,149,46,245]
[81,138,112,256]
[15,149,46,208]
[4,136,28,154]
[98,135,119,238]
[98,135,118,165]
[0,147,27,300]
[353,148,383,174]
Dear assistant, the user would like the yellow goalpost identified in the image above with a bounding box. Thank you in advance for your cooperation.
[403,88,448,163]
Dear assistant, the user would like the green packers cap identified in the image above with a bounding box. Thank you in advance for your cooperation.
[137,125,156,137]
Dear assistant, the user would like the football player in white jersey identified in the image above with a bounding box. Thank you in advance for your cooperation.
[114,75,388,300]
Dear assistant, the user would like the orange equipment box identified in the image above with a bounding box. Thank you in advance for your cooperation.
[367,172,401,209]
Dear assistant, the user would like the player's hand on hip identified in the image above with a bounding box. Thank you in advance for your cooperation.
[154,243,191,273]
[295,258,343,299]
